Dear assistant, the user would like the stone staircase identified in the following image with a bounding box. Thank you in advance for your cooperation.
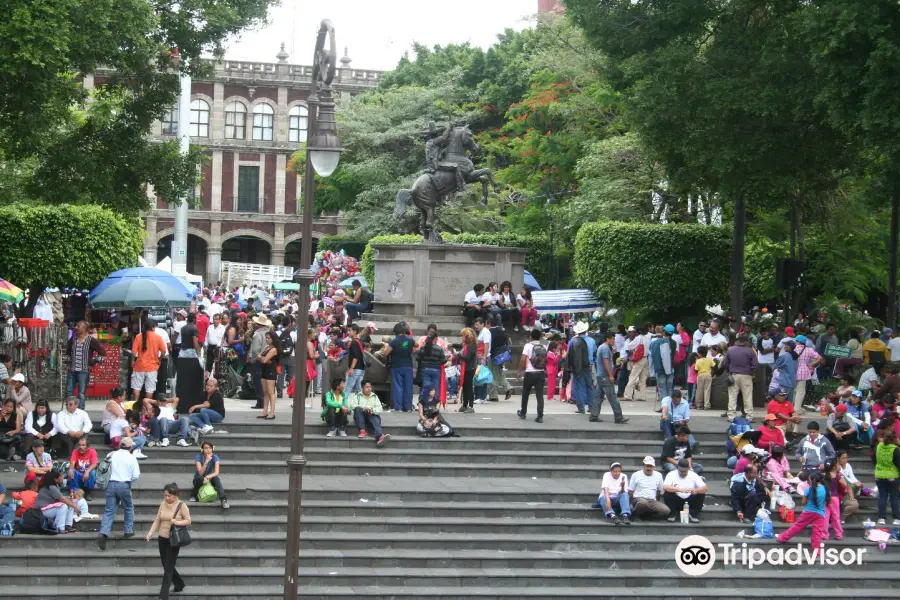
[2,413,895,599]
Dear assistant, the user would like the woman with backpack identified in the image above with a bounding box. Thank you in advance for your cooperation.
[776,470,829,553]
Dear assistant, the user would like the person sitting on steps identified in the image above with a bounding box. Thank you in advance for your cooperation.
[323,378,349,438]
[591,461,632,525]
[660,425,703,475]
[191,441,229,510]
[628,456,671,521]
[663,459,708,523]
[729,464,769,524]
[145,394,191,448]
[348,381,390,447]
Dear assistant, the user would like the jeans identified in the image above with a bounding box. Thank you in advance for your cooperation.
[876,478,900,521]
[656,372,675,400]
[486,306,502,326]
[591,379,624,420]
[616,363,629,397]
[160,417,189,441]
[315,362,323,394]
[71,469,97,491]
[158,535,184,599]
[599,494,632,517]
[42,504,75,532]
[447,375,459,396]
[475,384,488,402]
[100,480,134,536]
[192,474,226,501]
[391,366,414,411]
[346,368,366,395]
[276,357,295,397]
[325,406,348,430]
[0,501,15,524]
[663,462,703,475]
[66,371,91,410]
[353,407,384,437]
[572,372,593,412]
[189,409,224,428]
[345,301,368,320]
[421,367,441,396]
[521,371,545,418]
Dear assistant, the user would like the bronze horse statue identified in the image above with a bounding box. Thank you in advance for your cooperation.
[394,124,499,243]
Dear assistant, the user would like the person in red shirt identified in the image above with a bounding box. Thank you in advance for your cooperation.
[767,391,803,440]
[196,309,211,345]
[757,414,786,450]
[68,437,99,500]
[12,479,37,517]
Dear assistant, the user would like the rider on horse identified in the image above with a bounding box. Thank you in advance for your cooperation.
[424,121,467,193]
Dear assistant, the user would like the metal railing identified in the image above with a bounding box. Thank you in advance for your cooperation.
[224,196,272,213]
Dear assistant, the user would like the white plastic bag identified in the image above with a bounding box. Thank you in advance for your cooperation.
[772,490,795,510]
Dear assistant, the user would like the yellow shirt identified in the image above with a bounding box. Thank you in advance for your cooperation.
[863,338,888,364]
[695,357,715,377]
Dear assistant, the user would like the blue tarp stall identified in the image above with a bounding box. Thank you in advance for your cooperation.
[531,289,603,315]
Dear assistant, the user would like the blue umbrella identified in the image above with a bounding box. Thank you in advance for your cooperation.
[337,275,368,289]
[92,267,197,298]
[524,270,542,291]
[89,278,193,308]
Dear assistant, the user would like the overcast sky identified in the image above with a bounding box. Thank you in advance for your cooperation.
[226,0,536,71]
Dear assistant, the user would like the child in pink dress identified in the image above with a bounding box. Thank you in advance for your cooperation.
[546,341,561,400]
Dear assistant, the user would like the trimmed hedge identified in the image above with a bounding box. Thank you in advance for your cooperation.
[360,233,551,290]
[317,235,370,259]
[574,221,731,314]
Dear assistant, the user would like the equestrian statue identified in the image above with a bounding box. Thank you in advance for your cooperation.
[395,121,499,243]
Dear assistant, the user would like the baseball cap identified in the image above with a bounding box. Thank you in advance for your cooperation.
[664,324,676,334]
[676,459,690,470]
[784,326,795,337]
[642,456,655,466]
[795,335,808,344]
[835,404,847,414]
[764,413,777,422]
[11,373,25,383]
[119,437,134,449]
[627,326,637,332]
[852,390,864,398]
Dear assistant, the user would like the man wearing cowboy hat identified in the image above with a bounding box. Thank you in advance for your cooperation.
[248,314,272,409]
[568,321,593,414]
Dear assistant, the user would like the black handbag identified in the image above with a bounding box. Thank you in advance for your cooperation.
[169,502,192,548]
[833,421,852,433]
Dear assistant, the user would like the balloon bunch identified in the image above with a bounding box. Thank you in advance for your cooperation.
[312,249,362,297]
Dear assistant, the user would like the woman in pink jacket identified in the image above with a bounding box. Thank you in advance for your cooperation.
[764,445,797,493]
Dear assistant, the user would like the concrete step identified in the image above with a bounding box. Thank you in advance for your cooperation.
[3,567,896,589]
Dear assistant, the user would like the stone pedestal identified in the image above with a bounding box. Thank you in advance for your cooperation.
[372,244,527,317]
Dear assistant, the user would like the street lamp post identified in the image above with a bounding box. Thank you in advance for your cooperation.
[284,19,343,600]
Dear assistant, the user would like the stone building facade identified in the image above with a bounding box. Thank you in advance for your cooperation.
[85,46,383,284]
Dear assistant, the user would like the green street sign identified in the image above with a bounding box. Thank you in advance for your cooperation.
[824,343,852,359]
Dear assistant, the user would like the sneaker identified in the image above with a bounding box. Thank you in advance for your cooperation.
[338,429,348,437]
[505,390,512,400]
[146,440,157,448]
[688,516,700,524]
[667,516,676,523]
[621,515,632,525]
[376,434,390,447]
[877,518,886,525]
[201,424,214,434]
[221,500,230,510]
[614,417,630,424]
[894,519,900,526]
[123,532,135,539]
[588,416,602,422]
[177,439,189,447]
[326,429,337,438]
[97,535,107,551]
[517,410,526,419]
[609,515,620,526]
[358,430,368,438]
[466,407,475,413]
[133,450,148,460]
[160,438,170,447]
[535,416,543,423]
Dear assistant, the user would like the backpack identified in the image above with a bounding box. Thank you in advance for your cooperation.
[279,329,295,359]
[19,508,44,534]
[728,417,752,437]
[529,342,548,370]
[94,452,114,490]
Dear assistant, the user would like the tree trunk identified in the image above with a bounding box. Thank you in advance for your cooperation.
[731,193,746,321]
[790,199,805,323]
[888,178,899,327]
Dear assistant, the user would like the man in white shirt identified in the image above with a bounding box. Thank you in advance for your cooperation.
[590,461,632,524]
[628,456,671,520]
[623,326,649,401]
[474,319,492,404]
[700,321,728,350]
[151,394,190,447]
[98,436,140,550]
[888,330,900,362]
[662,459,708,523]
[204,313,227,373]
[692,322,708,354]
[54,396,93,457]
[463,284,486,327]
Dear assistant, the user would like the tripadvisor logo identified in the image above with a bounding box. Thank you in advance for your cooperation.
[676,535,866,575]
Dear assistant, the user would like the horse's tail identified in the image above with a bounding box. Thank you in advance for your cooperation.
[394,189,412,218]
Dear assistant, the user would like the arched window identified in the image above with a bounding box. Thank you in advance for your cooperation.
[189,99,210,137]
[225,101,247,139]
[288,105,309,143]
[161,106,178,135]
[252,103,275,141]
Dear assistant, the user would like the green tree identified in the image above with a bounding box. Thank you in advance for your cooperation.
[0,204,144,314]
[0,0,272,214]
[565,0,857,317]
